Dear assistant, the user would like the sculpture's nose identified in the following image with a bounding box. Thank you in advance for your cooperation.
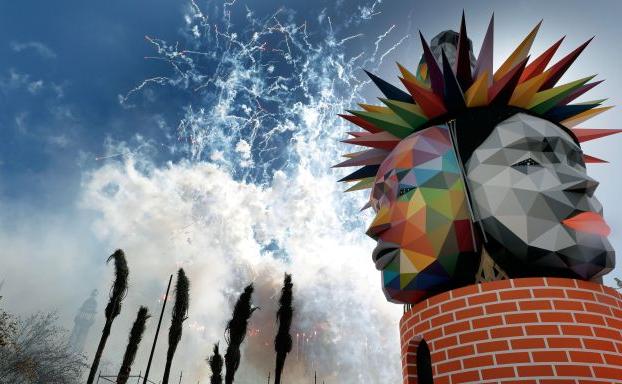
[366,207,391,240]
[563,173,599,197]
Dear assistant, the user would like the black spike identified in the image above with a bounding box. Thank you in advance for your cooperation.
[364,70,412,103]
[545,103,602,123]
[455,11,473,91]
[441,49,466,112]
[338,165,380,182]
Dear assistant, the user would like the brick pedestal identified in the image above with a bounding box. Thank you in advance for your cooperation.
[400,278,622,384]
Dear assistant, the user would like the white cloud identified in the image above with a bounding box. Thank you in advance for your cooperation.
[0,69,31,90]
[0,69,64,99]
[235,139,253,167]
[235,139,251,159]
[10,41,57,59]
[27,79,44,94]
[48,134,71,148]
[14,112,28,134]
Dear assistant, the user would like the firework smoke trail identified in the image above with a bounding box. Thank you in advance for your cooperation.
[124,0,405,187]
[112,0,411,382]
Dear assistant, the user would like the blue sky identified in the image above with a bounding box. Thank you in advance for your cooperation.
[3,0,622,206]
[0,0,618,184]
[2,1,622,383]
[0,0,184,207]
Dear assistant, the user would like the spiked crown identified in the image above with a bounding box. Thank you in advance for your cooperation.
[336,13,621,192]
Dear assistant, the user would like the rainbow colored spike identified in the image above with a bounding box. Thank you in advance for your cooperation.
[338,14,620,191]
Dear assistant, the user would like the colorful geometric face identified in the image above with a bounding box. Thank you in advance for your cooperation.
[466,113,615,279]
[367,125,479,303]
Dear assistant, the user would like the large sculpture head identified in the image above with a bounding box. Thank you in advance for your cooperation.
[337,15,620,304]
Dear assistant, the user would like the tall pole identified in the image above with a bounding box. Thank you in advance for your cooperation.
[143,274,173,384]
[267,372,270,384]
[178,371,182,384]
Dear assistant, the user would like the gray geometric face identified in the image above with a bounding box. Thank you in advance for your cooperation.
[465,113,615,280]
[429,30,476,73]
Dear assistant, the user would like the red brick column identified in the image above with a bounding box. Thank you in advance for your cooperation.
[400,277,622,384]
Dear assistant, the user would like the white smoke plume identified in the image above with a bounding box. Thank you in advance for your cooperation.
[82,152,400,382]
[73,0,409,382]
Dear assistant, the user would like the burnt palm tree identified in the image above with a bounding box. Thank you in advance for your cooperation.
[116,306,150,384]
[274,274,293,384]
[224,284,257,384]
[207,343,223,384]
[162,269,190,384]
[87,249,129,384]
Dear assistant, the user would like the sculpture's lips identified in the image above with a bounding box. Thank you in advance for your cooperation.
[372,241,400,270]
[562,211,611,236]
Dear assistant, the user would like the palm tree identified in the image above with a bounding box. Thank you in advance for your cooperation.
[116,306,150,384]
[207,343,223,384]
[274,274,293,384]
[87,249,129,384]
[162,269,190,384]
[224,284,257,384]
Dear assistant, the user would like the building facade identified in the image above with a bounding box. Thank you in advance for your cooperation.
[69,289,98,353]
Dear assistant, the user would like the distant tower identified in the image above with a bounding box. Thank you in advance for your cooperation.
[69,289,98,353]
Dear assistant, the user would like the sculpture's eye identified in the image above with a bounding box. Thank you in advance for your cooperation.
[398,186,416,197]
[512,157,541,167]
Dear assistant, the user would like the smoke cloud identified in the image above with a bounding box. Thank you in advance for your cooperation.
[77,147,400,382]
